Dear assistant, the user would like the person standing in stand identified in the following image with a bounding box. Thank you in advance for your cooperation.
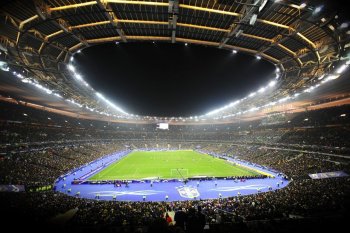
[174,207,187,230]
[165,212,173,225]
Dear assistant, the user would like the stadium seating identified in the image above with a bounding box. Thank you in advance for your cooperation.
[0,101,349,233]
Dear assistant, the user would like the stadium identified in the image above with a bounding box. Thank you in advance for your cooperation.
[0,0,349,232]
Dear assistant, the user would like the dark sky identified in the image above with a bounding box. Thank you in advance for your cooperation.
[74,42,275,117]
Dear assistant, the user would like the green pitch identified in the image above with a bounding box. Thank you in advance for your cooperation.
[89,150,260,180]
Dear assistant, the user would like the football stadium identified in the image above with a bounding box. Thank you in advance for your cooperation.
[0,0,349,233]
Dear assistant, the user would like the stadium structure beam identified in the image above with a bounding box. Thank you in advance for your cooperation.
[19,15,39,30]
[1,12,70,87]
[126,36,171,41]
[256,6,319,67]
[70,21,285,48]
[56,50,66,61]
[1,12,85,102]
[84,35,280,64]
[17,49,64,93]
[284,52,338,72]
[257,32,303,67]
[241,33,273,43]
[22,47,68,71]
[70,19,229,33]
[6,60,61,74]
[296,32,316,49]
[168,0,179,43]
[219,0,262,48]
[277,44,298,57]
[118,19,166,25]
[69,42,85,52]
[34,0,89,53]
[179,4,239,16]
[223,44,279,63]
[1,12,65,52]
[69,21,110,29]
[49,0,238,17]
[182,3,315,54]
[96,0,127,42]
[47,1,316,52]
[4,14,295,70]
[105,0,168,7]
[9,2,319,75]
[177,23,229,33]
[70,20,167,30]
[260,53,280,64]
[86,36,122,44]
[0,35,15,53]
[45,30,64,41]
[86,35,171,43]
[177,38,220,47]
[38,42,45,54]
[256,19,291,29]
[179,5,315,52]
[49,1,98,11]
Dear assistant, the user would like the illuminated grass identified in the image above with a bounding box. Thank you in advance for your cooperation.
[89,150,260,180]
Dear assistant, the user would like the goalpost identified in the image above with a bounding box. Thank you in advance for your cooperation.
[170,168,189,179]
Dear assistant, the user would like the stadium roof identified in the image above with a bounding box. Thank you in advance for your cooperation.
[0,0,349,123]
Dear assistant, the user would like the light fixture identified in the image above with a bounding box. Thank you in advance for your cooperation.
[68,64,75,72]
[336,64,348,74]
[75,74,83,81]
[0,61,9,71]
[268,80,276,87]
[259,0,268,12]
[249,14,258,25]
[258,87,266,93]
[236,29,243,38]
[249,92,256,97]
[340,22,349,29]
[300,3,307,9]
[314,6,323,14]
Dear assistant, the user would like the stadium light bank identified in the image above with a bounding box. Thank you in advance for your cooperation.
[67,61,129,116]
[203,61,349,119]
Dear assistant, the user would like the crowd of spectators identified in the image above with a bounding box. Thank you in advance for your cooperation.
[1,102,350,151]
[0,143,124,186]
[227,145,349,180]
[1,176,348,233]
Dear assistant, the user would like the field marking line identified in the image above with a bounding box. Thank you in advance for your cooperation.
[132,168,139,179]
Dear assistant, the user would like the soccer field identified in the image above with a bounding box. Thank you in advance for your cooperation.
[89,150,260,180]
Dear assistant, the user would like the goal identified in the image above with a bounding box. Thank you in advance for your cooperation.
[170,168,189,179]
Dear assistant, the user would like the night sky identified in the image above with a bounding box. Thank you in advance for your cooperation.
[74,42,276,117]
